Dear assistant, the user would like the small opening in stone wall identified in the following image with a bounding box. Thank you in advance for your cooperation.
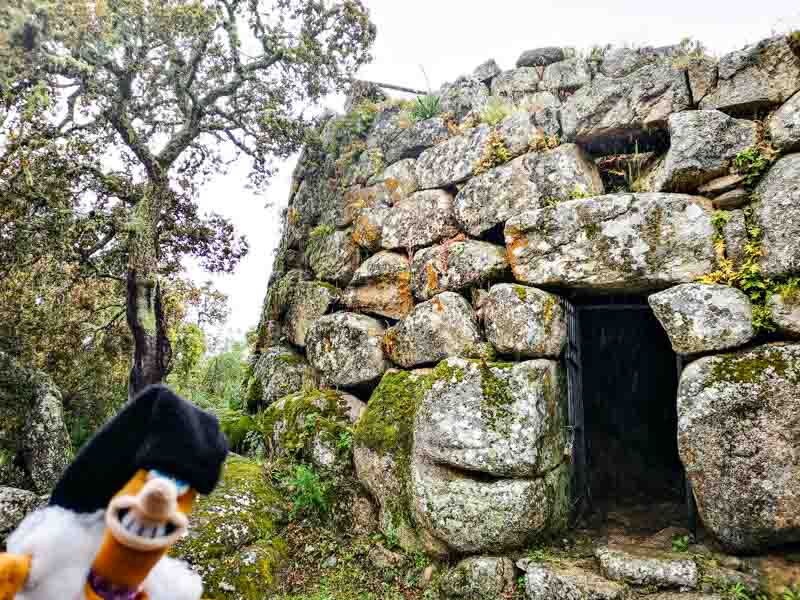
[573,296,686,531]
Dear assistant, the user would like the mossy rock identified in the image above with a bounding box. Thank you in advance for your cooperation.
[219,411,257,454]
[171,456,288,599]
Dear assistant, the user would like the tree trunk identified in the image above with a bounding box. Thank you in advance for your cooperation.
[126,186,171,399]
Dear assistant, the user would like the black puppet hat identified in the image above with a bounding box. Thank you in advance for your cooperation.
[49,384,229,514]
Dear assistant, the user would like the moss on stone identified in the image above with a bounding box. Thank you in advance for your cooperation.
[478,362,515,435]
[220,412,257,452]
[711,348,790,385]
[584,221,601,240]
[513,285,528,302]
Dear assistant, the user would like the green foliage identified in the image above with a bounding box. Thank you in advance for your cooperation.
[478,96,513,126]
[474,131,512,175]
[671,534,690,552]
[569,184,591,200]
[733,146,776,189]
[410,95,441,121]
[783,585,800,600]
[310,224,336,240]
[285,464,330,519]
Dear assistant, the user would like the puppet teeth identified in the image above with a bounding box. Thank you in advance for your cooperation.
[156,525,167,538]
[121,512,135,529]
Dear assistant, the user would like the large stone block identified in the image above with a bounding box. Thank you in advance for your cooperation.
[284,281,338,348]
[342,251,414,320]
[677,343,800,552]
[505,194,716,293]
[415,125,492,190]
[769,91,800,153]
[251,345,318,411]
[305,228,361,286]
[755,153,800,279]
[380,190,460,251]
[410,240,508,300]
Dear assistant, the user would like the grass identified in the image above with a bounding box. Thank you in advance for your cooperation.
[410,95,441,121]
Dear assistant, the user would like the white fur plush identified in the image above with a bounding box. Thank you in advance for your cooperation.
[6,506,202,600]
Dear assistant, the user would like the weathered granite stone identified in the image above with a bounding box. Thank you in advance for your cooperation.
[541,58,592,93]
[723,209,748,271]
[306,228,361,286]
[385,117,452,165]
[769,91,800,152]
[381,190,460,250]
[523,560,626,600]
[473,59,502,84]
[697,174,745,196]
[768,292,800,336]
[677,343,800,552]
[343,183,395,224]
[306,313,389,387]
[700,35,800,114]
[251,345,318,410]
[595,545,698,589]
[505,194,716,292]
[454,155,542,236]
[517,47,565,68]
[483,284,566,358]
[415,125,492,190]
[439,77,491,121]
[522,91,563,137]
[0,353,70,494]
[352,206,391,252]
[562,62,691,153]
[653,111,758,192]
[600,47,655,78]
[0,487,42,543]
[492,68,541,103]
[684,57,719,105]
[285,281,338,347]
[415,358,566,477]
[410,240,509,300]
[439,556,516,599]
[523,143,604,202]
[648,284,754,355]
[368,158,419,200]
[309,391,366,470]
[342,251,414,320]
[712,188,750,209]
[384,293,482,368]
[755,153,800,278]
[496,111,540,157]
[412,458,569,554]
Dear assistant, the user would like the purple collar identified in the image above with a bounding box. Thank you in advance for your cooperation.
[88,569,143,600]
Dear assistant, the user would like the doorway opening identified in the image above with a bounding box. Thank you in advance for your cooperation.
[565,296,690,535]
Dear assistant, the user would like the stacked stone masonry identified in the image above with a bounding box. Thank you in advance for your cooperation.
[253,32,800,580]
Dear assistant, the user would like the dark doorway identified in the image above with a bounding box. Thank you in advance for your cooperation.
[566,297,685,523]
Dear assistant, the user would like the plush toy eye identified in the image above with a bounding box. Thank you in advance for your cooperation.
[148,469,190,495]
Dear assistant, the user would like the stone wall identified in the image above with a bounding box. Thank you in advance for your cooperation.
[250,34,800,556]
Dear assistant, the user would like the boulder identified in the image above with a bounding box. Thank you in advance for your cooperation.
[712,188,749,210]
[652,111,758,192]
[342,251,414,320]
[697,174,745,196]
[505,194,716,293]
[383,293,482,368]
[0,352,70,494]
[496,111,540,157]
[306,228,361,286]
[473,59,502,84]
[483,284,566,358]
[722,209,748,270]
[755,153,800,278]
[415,358,567,477]
[517,47,565,68]
[368,158,419,200]
[595,545,698,589]
[600,47,656,78]
[454,155,542,236]
[284,281,338,347]
[410,240,509,300]
[0,487,42,543]
[308,391,366,470]
[250,345,318,411]
[524,143,604,202]
[352,206,391,252]
[415,125,493,190]
[648,284,754,355]
[439,556,517,599]
[523,560,626,600]
[385,117,451,165]
[306,313,389,387]
[541,58,592,93]
[699,35,800,114]
[439,76,490,121]
[380,190,460,251]
[491,68,541,104]
[562,61,691,154]
[769,91,800,152]
[677,343,800,552]
[768,292,800,336]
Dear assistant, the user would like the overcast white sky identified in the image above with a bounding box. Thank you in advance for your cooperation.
[190,0,800,341]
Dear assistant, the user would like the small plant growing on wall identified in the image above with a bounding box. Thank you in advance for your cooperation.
[411,94,441,121]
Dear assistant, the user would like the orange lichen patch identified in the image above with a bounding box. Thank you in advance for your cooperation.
[431,297,444,312]
[425,263,440,295]
[506,234,528,270]
[352,216,381,247]
[383,328,399,356]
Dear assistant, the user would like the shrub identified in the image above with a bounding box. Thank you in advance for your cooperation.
[284,464,330,519]
[411,94,441,121]
[478,96,513,126]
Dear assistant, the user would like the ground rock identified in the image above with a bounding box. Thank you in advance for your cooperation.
[483,284,566,358]
[0,352,70,494]
[677,343,800,552]
[306,228,361,286]
[410,240,508,300]
[381,190,460,250]
[415,358,567,477]
[251,345,318,410]
[523,143,604,202]
[439,77,491,121]
[648,284,754,355]
[342,251,414,320]
[505,193,716,292]
[769,91,800,152]
[517,47,565,68]
[768,292,800,336]
[700,35,800,114]
[0,487,42,544]
[415,125,492,189]
[285,281,338,347]
[653,110,758,192]
[755,153,800,278]
[384,293,481,368]
[385,117,452,165]
[523,560,626,600]
[306,313,388,387]
[595,545,698,589]
[439,556,516,599]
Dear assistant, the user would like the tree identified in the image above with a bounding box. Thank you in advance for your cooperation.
[1,0,376,397]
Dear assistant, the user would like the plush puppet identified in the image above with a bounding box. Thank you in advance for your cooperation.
[0,384,229,600]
